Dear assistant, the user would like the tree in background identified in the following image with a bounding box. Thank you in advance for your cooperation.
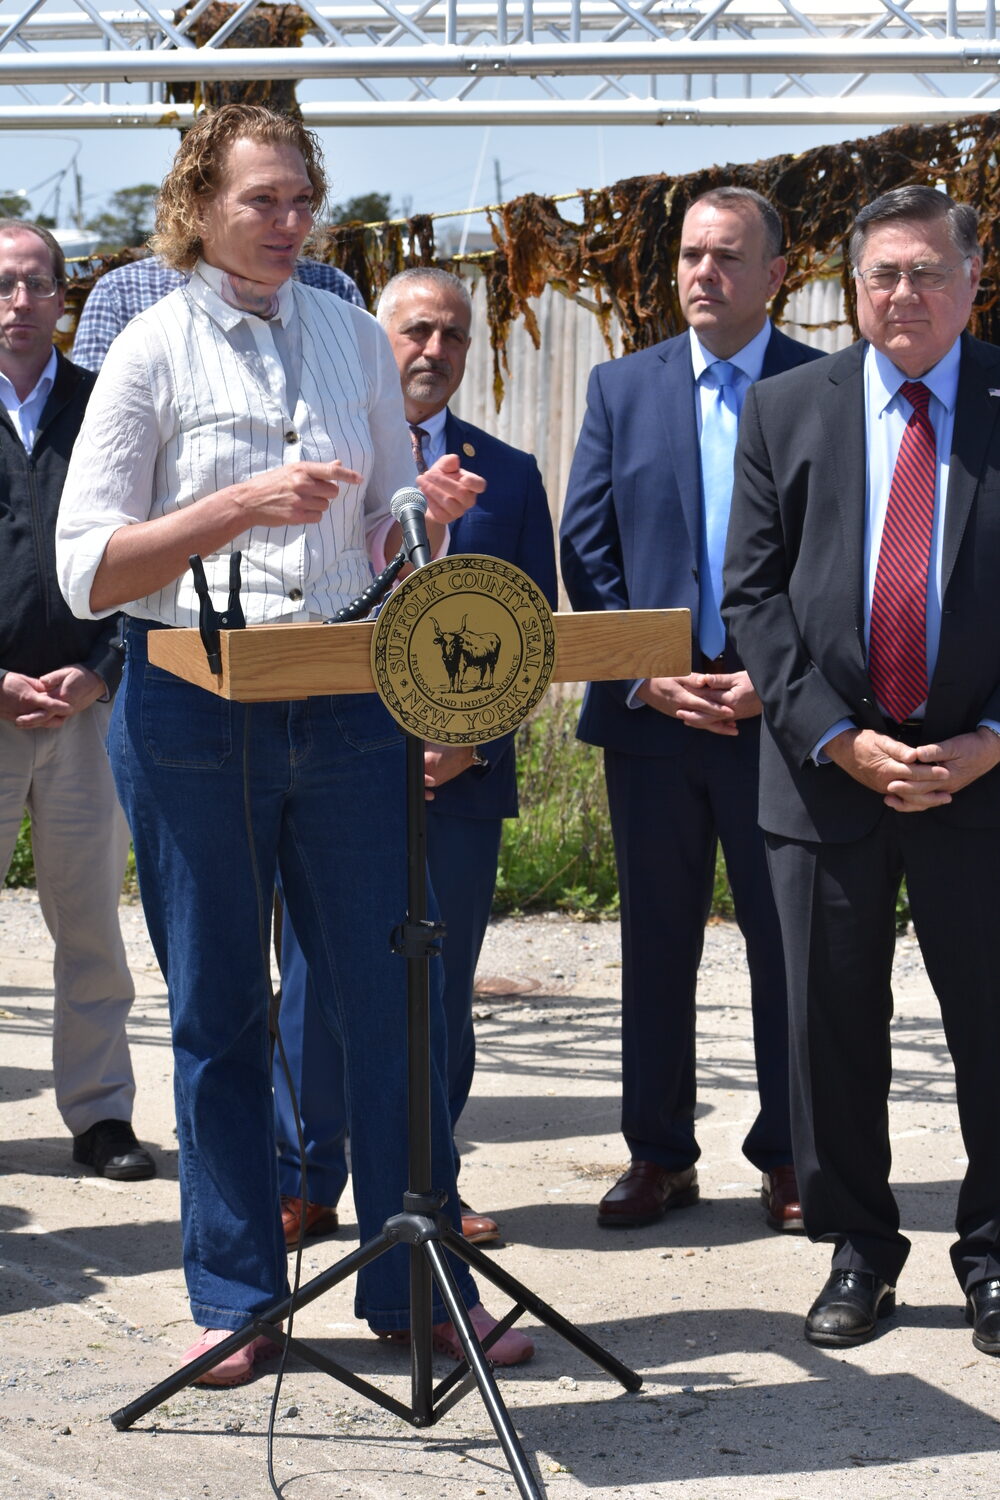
[0,190,31,218]
[86,184,158,252]
[327,192,393,226]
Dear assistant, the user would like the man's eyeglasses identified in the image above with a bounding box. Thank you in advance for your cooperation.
[0,275,61,300]
[856,261,969,294]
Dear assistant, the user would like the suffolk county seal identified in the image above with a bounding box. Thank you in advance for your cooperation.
[371,554,556,744]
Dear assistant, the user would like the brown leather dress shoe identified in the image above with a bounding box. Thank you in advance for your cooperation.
[281,1195,339,1249]
[597,1161,699,1227]
[460,1201,501,1245]
[761,1165,805,1232]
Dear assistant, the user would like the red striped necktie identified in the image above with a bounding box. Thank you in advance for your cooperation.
[868,379,936,724]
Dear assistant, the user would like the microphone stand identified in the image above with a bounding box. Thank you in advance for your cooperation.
[111,555,641,1499]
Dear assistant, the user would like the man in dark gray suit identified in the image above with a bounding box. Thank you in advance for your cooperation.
[725,185,1000,1354]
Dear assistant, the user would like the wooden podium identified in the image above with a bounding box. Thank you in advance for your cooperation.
[121,601,691,1500]
[148,607,691,700]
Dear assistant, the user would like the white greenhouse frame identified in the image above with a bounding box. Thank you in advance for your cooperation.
[0,1,999,129]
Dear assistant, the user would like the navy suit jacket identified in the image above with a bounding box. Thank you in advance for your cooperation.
[560,325,823,757]
[428,409,557,822]
[724,332,1000,841]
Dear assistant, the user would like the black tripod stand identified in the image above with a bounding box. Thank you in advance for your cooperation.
[111,731,641,1497]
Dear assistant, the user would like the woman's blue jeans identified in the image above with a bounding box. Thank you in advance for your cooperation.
[111,622,477,1332]
[274,811,504,1199]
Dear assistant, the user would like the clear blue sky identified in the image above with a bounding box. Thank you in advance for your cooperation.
[8,119,884,238]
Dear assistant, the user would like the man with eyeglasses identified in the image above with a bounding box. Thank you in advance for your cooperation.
[0,219,154,1181]
[71,250,363,370]
[724,185,1000,1355]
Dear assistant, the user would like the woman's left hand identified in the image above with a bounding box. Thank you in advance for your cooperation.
[418,452,486,524]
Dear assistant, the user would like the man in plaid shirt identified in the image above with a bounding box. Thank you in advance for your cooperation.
[72,252,364,369]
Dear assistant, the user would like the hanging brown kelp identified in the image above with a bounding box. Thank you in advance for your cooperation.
[65,111,1000,393]
[167,3,310,117]
[310,215,438,312]
[483,112,1000,361]
[314,111,1000,404]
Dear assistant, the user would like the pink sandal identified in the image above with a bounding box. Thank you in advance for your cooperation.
[377,1303,534,1367]
[181,1327,283,1387]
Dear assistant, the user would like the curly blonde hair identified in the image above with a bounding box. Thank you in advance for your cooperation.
[151,105,327,272]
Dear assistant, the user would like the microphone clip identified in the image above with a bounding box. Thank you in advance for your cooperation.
[390,917,446,960]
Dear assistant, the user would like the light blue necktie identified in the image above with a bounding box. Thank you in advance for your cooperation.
[698,359,742,661]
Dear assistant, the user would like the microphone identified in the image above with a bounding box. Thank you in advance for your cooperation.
[390,486,432,571]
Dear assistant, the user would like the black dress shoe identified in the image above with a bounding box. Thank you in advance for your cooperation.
[966,1278,1000,1355]
[73,1120,156,1181]
[804,1269,895,1347]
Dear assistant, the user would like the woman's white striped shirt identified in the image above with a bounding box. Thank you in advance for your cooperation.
[57,265,415,626]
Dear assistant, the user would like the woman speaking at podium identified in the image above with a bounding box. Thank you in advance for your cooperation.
[56,105,528,1383]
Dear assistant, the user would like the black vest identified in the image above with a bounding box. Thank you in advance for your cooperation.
[0,351,121,686]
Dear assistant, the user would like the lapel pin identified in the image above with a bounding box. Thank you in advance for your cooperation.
[463,442,476,458]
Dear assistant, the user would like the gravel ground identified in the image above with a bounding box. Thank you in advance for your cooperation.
[2,892,998,1500]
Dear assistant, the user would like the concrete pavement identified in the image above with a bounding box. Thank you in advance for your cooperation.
[1,892,997,1500]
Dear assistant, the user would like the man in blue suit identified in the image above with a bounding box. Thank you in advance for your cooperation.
[275,267,557,1251]
[560,187,820,1232]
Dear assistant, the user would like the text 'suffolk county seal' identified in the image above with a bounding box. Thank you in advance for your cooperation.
[371,554,556,744]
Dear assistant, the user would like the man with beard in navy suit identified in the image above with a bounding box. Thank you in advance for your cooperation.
[275,268,557,1257]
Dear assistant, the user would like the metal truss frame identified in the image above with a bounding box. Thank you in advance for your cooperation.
[0,0,999,127]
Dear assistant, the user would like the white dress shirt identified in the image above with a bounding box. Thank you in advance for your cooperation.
[626,322,773,708]
[56,262,415,627]
[811,337,988,759]
[0,346,57,451]
[862,340,958,681]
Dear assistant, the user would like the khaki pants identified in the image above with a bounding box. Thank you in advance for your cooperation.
[0,701,135,1137]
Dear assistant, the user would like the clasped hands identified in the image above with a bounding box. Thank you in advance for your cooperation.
[825,726,1000,811]
[0,665,105,729]
[637,670,762,735]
